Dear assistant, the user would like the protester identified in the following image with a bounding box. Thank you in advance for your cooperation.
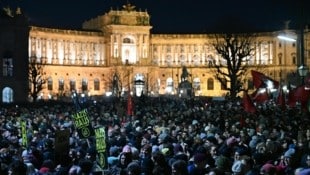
[0,95,309,175]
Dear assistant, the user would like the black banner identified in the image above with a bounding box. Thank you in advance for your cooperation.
[71,109,94,139]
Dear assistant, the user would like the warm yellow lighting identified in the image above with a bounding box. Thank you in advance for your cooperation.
[277,35,296,42]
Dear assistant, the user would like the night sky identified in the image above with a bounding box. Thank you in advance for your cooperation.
[2,0,310,33]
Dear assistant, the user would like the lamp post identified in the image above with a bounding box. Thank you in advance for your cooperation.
[297,27,308,84]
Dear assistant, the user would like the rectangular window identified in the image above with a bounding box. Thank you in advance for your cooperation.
[2,58,13,77]
[207,79,214,90]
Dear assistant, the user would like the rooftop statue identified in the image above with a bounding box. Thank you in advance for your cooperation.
[122,3,136,12]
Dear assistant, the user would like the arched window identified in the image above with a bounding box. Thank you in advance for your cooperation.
[82,78,88,91]
[207,78,214,90]
[291,53,296,65]
[278,53,282,65]
[70,79,76,91]
[47,77,53,90]
[2,87,13,103]
[123,38,132,43]
[94,78,100,91]
[58,78,64,91]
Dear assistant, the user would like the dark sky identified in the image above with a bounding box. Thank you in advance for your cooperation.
[2,0,310,33]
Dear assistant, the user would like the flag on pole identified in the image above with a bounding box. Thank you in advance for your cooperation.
[287,85,310,110]
[127,92,133,116]
[242,91,256,113]
[276,87,286,110]
[251,70,279,89]
[251,88,269,104]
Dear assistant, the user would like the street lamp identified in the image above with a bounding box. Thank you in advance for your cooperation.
[298,64,308,84]
[297,26,308,84]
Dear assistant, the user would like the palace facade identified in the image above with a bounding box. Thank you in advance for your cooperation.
[1,4,309,102]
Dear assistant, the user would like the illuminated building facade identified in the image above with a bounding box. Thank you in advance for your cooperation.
[1,4,309,102]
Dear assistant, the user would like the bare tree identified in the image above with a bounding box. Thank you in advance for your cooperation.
[28,57,46,102]
[210,33,256,99]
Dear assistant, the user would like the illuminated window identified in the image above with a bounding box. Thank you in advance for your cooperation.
[70,80,76,91]
[2,87,13,103]
[2,58,13,77]
[82,78,88,91]
[58,78,64,91]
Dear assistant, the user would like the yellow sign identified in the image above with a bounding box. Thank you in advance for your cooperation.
[95,127,106,168]
[21,121,28,148]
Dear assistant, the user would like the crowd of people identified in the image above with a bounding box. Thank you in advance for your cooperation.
[0,96,310,175]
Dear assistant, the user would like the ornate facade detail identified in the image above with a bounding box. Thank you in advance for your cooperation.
[26,4,309,100]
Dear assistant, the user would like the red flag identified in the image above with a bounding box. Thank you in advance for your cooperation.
[251,88,269,104]
[276,87,286,109]
[242,91,256,113]
[287,85,310,109]
[305,76,310,89]
[127,92,133,116]
[251,70,265,89]
[287,87,296,107]
[251,70,279,89]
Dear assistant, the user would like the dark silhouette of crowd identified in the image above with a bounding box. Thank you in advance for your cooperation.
[0,96,309,175]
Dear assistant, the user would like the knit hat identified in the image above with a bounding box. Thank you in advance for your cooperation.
[173,143,183,154]
[206,136,217,145]
[142,144,152,153]
[216,155,231,170]
[152,145,159,153]
[122,145,132,153]
[260,163,276,174]
[200,133,207,140]
[39,167,50,173]
[232,160,244,174]
[127,162,141,175]
[226,136,240,146]
[284,148,295,158]
[109,146,119,156]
